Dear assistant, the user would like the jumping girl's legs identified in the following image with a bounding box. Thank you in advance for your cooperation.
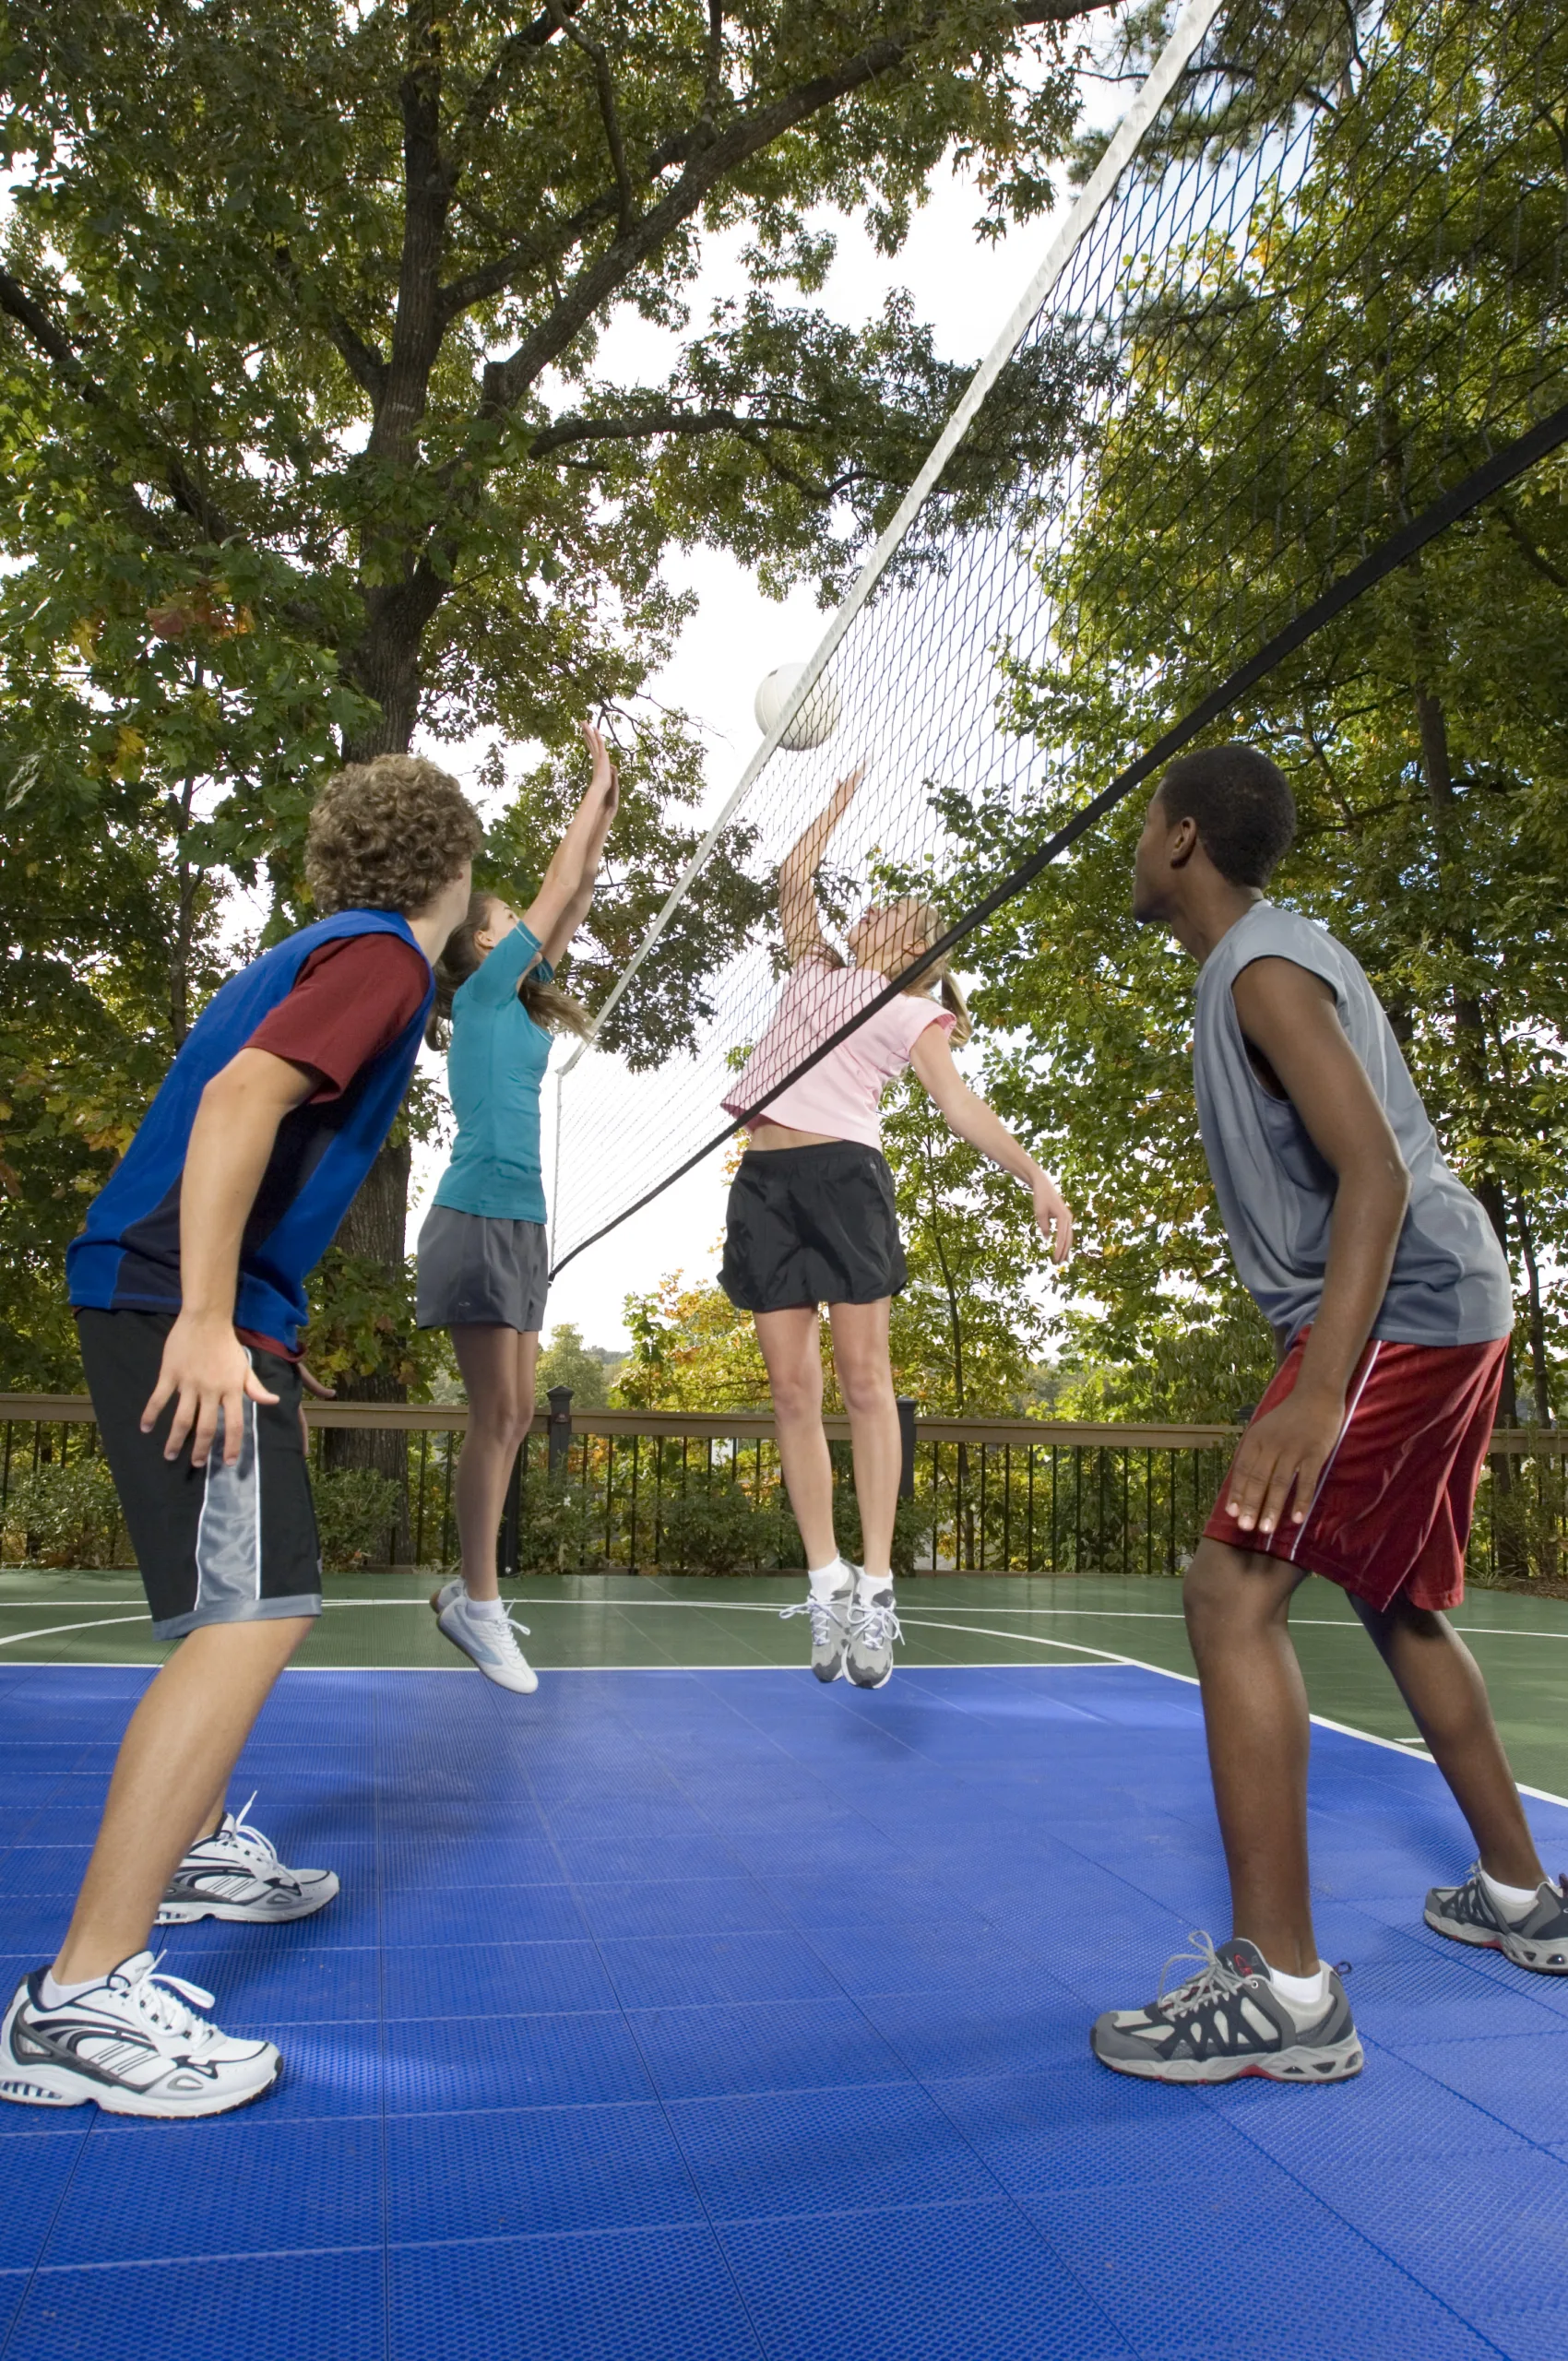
[754,1306,837,1570]
[450,1324,539,1600]
[826,1297,899,1581]
[434,1325,540,1694]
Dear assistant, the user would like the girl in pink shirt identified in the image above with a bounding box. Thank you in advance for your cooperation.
[719,770,1072,1690]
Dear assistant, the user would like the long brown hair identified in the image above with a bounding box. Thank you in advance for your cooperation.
[426,890,592,1050]
[826,900,972,1046]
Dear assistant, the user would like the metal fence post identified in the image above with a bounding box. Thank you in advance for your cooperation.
[548,1386,574,1482]
[897,1396,917,1500]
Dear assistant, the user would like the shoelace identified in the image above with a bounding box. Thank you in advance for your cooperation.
[113,1954,218,2042]
[1154,1930,1235,2018]
[221,1793,280,1868]
[779,1597,847,1644]
[849,1596,902,1651]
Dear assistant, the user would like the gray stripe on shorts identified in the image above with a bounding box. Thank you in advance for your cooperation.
[193,1394,262,1620]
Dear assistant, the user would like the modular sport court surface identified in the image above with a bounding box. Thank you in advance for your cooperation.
[1,1571,1565,2360]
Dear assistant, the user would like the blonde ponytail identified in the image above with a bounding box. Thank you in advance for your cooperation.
[427,890,591,1050]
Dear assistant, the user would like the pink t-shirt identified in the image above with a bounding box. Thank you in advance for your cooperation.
[721,958,956,1148]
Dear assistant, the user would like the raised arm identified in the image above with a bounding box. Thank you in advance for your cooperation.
[139,1050,318,1466]
[778,767,862,965]
[520,722,621,970]
[909,1024,1073,1264]
[1220,955,1412,1539]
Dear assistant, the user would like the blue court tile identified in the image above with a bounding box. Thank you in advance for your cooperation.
[927,2064,1265,2195]
[573,1875,791,1941]
[379,1830,563,1887]
[762,1866,949,1932]
[386,2101,702,2241]
[6,2245,386,2361]
[382,2008,656,2112]
[1460,2300,1568,2361]
[1301,2152,1568,2315]
[667,2080,999,2220]
[1378,2029,1568,2145]
[378,1877,581,1946]
[869,1985,1085,2082]
[383,1935,618,2017]
[42,2114,382,2265]
[0,1899,68,1953]
[1204,2040,1533,2176]
[164,1939,379,2024]
[558,1832,748,1884]
[390,2221,763,2361]
[629,1996,909,2103]
[718,2198,1140,2361]
[599,1928,841,2011]
[1024,2180,1502,2361]
[0,1845,90,1898]
[0,2130,87,2263]
[800,1916,1062,2002]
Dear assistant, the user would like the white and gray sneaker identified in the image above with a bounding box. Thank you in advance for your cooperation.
[431,1578,539,1693]
[0,1952,281,2118]
[1425,1864,1568,1974]
[780,1565,856,1682]
[1091,1933,1363,2084]
[158,1794,339,1926]
[846,1582,902,1690]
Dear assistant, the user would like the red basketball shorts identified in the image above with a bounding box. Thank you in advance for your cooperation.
[1202,1329,1510,1611]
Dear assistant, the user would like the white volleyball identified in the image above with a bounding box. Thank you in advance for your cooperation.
[754,662,842,753]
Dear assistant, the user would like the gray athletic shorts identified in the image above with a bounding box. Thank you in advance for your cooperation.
[415,1204,549,1333]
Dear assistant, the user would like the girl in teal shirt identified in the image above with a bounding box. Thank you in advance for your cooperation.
[417,724,619,1690]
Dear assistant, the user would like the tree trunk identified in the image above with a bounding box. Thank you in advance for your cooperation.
[1515,1197,1552,1428]
[322,1133,414,1562]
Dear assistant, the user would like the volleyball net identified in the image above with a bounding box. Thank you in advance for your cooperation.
[550,0,1568,1278]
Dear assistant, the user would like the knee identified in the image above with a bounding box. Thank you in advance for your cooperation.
[837,1356,894,1418]
[1182,1540,1288,1648]
[470,1393,532,1450]
[771,1365,822,1423]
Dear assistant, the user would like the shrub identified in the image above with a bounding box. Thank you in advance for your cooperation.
[652,1482,798,1575]
[312,1467,401,1570]
[3,1458,128,1568]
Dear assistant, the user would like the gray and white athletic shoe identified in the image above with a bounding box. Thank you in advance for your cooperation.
[846,1583,902,1691]
[1091,1932,1363,2085]
[1425,1864,1568,1974]
[779,1566,855,1682]
[0,1952,281,2118]
[158,1794,339,1926]
[431,1580,539,1693]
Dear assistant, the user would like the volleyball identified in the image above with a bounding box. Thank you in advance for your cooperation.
[754,661,842,753]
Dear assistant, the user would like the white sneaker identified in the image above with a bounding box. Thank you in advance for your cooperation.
[0,1952,281,2118]
[779,1564,856,1682]
[158,1794,339,1925]
[430,1582,539,1693]
[847,1582,903,1690]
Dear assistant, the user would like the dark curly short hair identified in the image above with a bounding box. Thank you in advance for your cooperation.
[305,754,483,915]
[1156,742,1296,888]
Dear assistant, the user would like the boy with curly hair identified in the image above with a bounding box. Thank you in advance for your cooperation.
[1,756,480,2119]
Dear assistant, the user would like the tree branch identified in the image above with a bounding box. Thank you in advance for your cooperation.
[270,243,387,404]
[456,0,585,160]
[0,267,235,544]
[1496,496,1568,590]
[371,0,456,463]
[546,0,635,237]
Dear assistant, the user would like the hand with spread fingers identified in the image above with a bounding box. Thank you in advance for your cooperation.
[1223,1385,1344,1538]
[141,1311,280,1469]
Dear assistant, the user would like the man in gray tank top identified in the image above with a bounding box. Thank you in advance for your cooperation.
[1089,742,1565,2090]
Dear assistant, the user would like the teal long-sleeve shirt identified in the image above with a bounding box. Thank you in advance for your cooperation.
[432,919,554,1224]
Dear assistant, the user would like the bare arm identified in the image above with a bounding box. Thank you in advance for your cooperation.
[909,1024,1073,1264]
[140,1049,319,1467]
[521,722,621,968]
[778,766,861,966]
[1221,956,1411,1537]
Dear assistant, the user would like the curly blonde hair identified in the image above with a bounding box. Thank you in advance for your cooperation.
[305,754,483,915]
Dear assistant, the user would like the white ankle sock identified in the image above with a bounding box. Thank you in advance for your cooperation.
[856,1569,892,1604]
[808,1560,847,1602]
[465,1592,506,1620]
[1265,1960,1329,2010]
[1481,1869,1541,1921]
[41,1968,101,2007]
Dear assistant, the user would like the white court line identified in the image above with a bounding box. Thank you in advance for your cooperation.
[0,1613,151,1648]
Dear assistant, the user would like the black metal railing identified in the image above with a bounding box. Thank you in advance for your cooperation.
[6,1392,1563,1584]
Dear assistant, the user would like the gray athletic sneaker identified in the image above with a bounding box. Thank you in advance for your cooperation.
[779,1567,855,1682]
[1425,1864,1568,1974]
[846,1583,902,1690]
[1091,1932,1363,2084]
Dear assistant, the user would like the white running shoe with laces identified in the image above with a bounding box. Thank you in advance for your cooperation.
[157,1794,339,1926]
[779,1564,856,1682]
[0,1952,281,2118]
[430,1578,539,1693]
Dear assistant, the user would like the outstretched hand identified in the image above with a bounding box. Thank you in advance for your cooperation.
[1031,1179,1074,1264]
[1223,1386,1344,1538]
[141,1311,280,1469]
[823,766,863,829]
[580,720,620,824]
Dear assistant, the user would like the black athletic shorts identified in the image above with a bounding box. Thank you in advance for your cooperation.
[719,1141,907,1313]
[77,1309,322,1642]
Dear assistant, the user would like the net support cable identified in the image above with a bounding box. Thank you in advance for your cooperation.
[552,396,1568,1277]
[560,0,1227,1074]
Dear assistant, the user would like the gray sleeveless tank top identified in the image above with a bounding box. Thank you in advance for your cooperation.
[1192,903,1513,1348]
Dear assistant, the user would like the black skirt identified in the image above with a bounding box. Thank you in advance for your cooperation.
[719,1141,907,1312]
